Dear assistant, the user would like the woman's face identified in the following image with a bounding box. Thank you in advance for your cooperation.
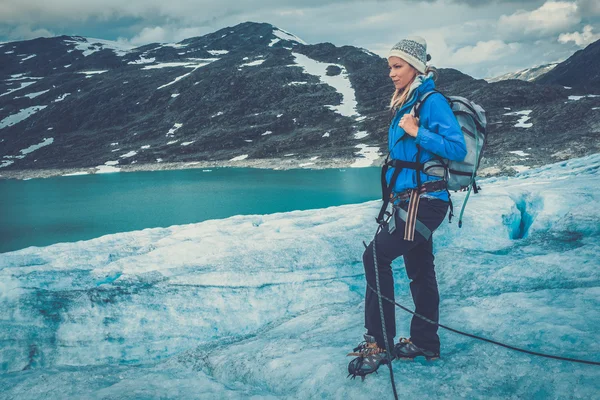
[388,56,417,91]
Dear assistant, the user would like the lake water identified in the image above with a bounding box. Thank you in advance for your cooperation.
[0,167,381,253]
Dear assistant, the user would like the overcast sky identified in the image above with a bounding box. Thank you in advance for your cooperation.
[1,0,599,78]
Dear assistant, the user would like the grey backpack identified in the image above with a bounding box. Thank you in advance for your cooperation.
[414,90,487,227]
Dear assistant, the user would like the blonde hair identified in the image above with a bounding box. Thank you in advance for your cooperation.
[389,66,437,111]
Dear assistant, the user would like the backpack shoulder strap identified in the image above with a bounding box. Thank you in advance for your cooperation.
[413,89,447,118]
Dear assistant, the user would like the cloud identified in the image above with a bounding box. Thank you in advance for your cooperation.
[558,24,600,46]
[1,24,55,41]
[448,40,522,65]
[120,25,212,46]
[498,1,580,36]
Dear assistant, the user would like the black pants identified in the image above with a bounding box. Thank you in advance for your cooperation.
[363,198,449,352]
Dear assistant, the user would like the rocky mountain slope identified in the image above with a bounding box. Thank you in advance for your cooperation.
[486,63,558,83]
[1,22,599,179]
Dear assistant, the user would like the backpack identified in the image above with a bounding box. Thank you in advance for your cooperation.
[376,90,487,229]
[414,90,487,227]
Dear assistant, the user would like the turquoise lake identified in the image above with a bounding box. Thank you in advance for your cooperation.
[0,167,381,253]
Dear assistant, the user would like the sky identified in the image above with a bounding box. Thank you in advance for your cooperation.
[1,0,599,78]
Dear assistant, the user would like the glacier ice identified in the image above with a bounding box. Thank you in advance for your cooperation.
[1,155,599,399]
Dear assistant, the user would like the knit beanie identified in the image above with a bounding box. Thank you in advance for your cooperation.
[387,36,431,74]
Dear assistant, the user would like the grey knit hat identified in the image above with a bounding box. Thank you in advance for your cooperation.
[387,36,431,74]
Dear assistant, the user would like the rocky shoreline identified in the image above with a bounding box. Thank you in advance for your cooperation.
[0,156,363,180]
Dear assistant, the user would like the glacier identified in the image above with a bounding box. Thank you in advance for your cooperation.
[1,154,599,399]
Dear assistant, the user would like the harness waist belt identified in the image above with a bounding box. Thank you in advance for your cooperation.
[390,180,447,203]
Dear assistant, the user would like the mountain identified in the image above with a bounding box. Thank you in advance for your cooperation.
[535,38,600,90]
[486,63,558,83]
[1,22,599,179]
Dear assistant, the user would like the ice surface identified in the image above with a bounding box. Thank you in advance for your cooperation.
[1,155,599,399]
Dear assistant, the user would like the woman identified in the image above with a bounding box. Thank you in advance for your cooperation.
[348,36,467,378]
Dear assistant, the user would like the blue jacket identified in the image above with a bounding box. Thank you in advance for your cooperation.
[386,77,467,202]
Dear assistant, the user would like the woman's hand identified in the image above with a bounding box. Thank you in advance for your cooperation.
[399,114,420,137]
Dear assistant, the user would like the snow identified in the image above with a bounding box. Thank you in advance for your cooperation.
[568,94,600,101]
[154,60,218,89]
[207,50,229,55]
[0,160,14,168]
[241,59,266,67]
[353,131,368,140]
[244,140,253,143]
[171,94,180,98]
[156,158,163,163]
[2,155,598,398]
[284,153,295,157]
[322,132,330,138]
[286,81,308,85]
[291,52,359,117]
[77,70,108,76]
[120,151,137,158]
[18,137,54,155]
[104,161,119,166]
[167,140,179,145]
[351,144,381,167]
[230,154,249,161]
[20,54,36,61]
[62,171,89,176]
[511,165,531,173]
[298,162,315,167]
[161,43,188,49]
[0,81,36,97]
[211,112,224,118]
[166,123,183,137]
[21,90,50,99]
[509,150,530,157]
[127,56,156,65]
[268,38,281,47]
[110,143,118,146]
[64,37,134,57]
[54,93,71,102]
[143,60,218,70]
[140,145,150,149]
[181,141,195,146]
[310,156,319,161]
[504,109,533,128]
[94,165,121,174]
[261,131,272,136]
[277,114,283,118]
[273,29,307,45]
[0,106,47,129]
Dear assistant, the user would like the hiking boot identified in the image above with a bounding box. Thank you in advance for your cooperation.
[347,334,394,380]
[394,337,440,360]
